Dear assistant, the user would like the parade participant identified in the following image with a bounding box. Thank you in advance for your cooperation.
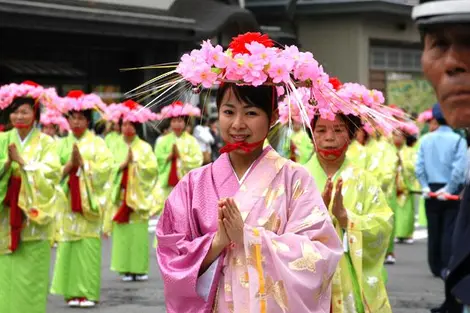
[304,82,394,313]
[103,103,124,152]
[102,100,159,282]
[0,81,61,313]
[50,90,113,308]
[40,106,69,139]
[415,103,466,280]
[413,2,470,311]
[154,100,203,200]
[277,87,314,164]
[391,122,420,244]
[155,32,344,313]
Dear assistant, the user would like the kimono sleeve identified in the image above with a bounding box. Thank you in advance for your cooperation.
[0,134,12,212]
[18,135,61,225]
[343,173,393,278]
[180,136,203,174]
[154,136,172,173]
[243,171,343,312]
[156,176,217,303]
[126,141,158,213]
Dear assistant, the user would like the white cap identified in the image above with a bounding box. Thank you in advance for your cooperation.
[412,0,470,27]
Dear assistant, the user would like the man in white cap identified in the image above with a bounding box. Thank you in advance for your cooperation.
[412,1,470,312]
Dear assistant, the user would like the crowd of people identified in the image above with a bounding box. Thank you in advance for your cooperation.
[0,0,469,313]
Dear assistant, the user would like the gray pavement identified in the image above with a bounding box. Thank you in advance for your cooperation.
[46,234,444,313]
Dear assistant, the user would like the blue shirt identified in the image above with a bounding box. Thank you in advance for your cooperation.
[416,126,467,194]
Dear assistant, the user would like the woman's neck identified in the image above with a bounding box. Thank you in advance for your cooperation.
[124,135,135,144]
[17,126,33,141]
[318,154,346,178]
[229,146,264,180]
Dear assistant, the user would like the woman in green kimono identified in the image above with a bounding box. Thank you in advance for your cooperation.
[391,128,419,244]
[154,100,203,201]
[103,100,159,282]
[346,127,369,170]
[305,112,394,313]
[0,81,61,313]
[50,90,113,308]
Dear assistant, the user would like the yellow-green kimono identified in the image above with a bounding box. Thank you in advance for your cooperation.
[154,131,203,201]
[0,128,60,313]
[51,130,113,302]
[104,135,159,275]
[305,155,393,313]
[104,131,122,153]
[291,129,314,164]
[394,145,418,239]
[346,140,368,170]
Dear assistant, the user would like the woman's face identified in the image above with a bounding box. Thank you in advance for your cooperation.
[171,117,186,136]
[68,112,88,136]
[218,88,271,155]
[122,121,136,138]
[393,130,406,147]
[10,103,35,128]
[42,124,57,137]
[313,116,351,161]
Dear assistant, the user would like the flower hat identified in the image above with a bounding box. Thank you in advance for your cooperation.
[40,107,70,132]
[156,100,201,120]
[59,90,107,115]
[417,109,433,123]
[103,100,159,124]
[0,80,59,110]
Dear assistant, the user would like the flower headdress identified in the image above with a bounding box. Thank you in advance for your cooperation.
[40,107,70,132]
[0,80,58,110]
[417,109,433,123]
[278,87,315,125]
[103,100,159,124]
[59,90,107,114]
[156,100,201,120]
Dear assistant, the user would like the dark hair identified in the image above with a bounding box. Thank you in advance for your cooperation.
[436,117,447,126]
[68,109,94,129]
[9,96,40,121]
[216,83,278,121]
[406,134,418,147]
[209,117,218,125]
[311,114,362,140]
[358,127,370,143]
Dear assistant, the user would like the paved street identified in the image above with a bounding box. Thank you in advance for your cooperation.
[47,229,443,313]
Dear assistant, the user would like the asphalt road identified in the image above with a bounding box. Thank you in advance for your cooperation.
[46,230,443,313]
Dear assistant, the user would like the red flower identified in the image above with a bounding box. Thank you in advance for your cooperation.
[229,32,274,55]
[329,77,342,91]
[67,90,85,98]
[172,100,184,106]
[123,99,139,110]
[22,80,40,87]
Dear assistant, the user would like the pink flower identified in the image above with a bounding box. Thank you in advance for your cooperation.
[267,57,292,84]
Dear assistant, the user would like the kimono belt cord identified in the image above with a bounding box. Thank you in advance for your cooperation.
[68,167,83,214]
[5,176,23,252]
[113,167,132,224]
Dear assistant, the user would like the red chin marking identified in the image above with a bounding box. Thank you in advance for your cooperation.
[317,143,348,159]
[72,127,86,137]
[219,138,265,154]
[123,131,136,137]
[13,123,32,129]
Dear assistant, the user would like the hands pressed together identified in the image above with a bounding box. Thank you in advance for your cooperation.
[215,198,245,249]
[7,143,25,167]
[322,177,348,229]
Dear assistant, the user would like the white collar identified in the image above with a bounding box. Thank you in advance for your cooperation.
[16,128,35,147]
[231,161,256,185]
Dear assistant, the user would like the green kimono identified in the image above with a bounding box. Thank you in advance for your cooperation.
[51,130,113,302]
[305,155,393,313]
[154,131,203,202]
[346,140,368,170]
[104,131,122,154]
[104,135,158,275]
[0,128,60,313]
[394,145,418,239]
[291,129,314,164]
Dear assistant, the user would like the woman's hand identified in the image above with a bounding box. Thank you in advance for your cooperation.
[8,143,25,167]
[331,178,348,228]
[213,202,230,249]
[220,198,245,246]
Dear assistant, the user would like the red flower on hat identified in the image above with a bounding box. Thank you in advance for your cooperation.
[22,80,40,87]
[67,90,85,98]
[229,32,274,55]
[123,99,138,110]
[172,100,184,106]
[329,77,342,91]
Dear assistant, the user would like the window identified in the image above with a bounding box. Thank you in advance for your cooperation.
[370,47,422,72]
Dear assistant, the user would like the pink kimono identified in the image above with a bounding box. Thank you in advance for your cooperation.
[156,147,342,313]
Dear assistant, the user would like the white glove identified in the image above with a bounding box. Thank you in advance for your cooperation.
[435,187,449,201]
[422,187,431,199]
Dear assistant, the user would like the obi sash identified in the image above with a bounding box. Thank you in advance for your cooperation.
[168,155,179,187]
[68,167,83,214]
